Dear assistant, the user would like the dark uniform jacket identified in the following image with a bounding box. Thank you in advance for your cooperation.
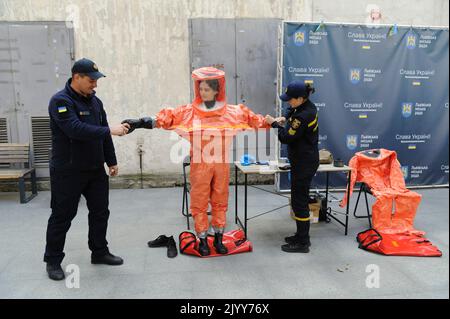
[272,99,319,166]
[48,79,116,172]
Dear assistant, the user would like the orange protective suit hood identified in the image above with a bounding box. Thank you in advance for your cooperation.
[155,66,269,139]
[191,67,227,114]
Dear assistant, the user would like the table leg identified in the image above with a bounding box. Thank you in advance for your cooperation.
[325,172,329,211]
[345,170,351,236]
[244,174,248,239]
[235,165,238,224]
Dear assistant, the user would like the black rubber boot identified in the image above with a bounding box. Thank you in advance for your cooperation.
[213,233,228,254]
[198,238,210,256]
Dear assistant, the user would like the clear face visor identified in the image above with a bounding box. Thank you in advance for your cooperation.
[192,67,226,104]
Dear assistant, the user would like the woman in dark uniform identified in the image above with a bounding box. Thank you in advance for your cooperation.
[265,81,319,253]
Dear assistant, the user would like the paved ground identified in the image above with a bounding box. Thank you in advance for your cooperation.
[0,186,448,299]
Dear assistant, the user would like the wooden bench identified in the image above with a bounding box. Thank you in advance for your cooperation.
[0,143,38,203]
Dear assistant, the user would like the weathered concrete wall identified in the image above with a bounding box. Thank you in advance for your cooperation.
[0,0,448,188]
[0,0,311,179]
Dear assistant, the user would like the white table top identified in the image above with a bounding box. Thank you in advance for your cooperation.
[234,161,351,175]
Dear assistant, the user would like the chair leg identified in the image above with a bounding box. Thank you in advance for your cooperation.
[185,189,190,230]
[364,190,372,228]
[353,184,363,218]
[181,160,192,230]
[353,184,372,228]
[182,185,187,216]
[182,165,187,217]
[181,166,191,216]
[181,181,191,229]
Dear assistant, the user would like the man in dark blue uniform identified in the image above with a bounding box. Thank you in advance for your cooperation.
[44,58,130,280]
[266,81,319,253]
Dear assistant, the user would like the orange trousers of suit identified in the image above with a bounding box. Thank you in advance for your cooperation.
[189,162,230,234]
[371,190,423,235]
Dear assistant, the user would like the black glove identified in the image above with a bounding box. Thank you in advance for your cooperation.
[121,117,154,134]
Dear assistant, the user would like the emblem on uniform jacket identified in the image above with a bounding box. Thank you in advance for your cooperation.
[291,119,301,129]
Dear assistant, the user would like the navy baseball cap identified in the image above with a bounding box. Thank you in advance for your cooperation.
[279,81,308,101]
[71,58,105,80]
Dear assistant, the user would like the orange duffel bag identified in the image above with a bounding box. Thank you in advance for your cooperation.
[357,228,442,257]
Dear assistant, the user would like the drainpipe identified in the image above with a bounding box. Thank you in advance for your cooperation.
[137,137,145,189]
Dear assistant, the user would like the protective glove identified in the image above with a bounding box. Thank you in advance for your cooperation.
[121,117,154,134]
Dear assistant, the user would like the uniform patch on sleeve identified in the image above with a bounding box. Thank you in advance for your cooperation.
[291,118,301,129]
[288,128,297,135]
[57,106,67,113]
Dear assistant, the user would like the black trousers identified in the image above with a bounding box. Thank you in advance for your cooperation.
[44,167,110,265]
[290,162,319,219]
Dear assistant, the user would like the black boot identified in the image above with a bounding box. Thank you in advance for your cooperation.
[198,238,210,256]
[284,234,311,246]
[281,242,310,253]
[284,233,311,247]
[46,263,65,281]
[91,252,124,265]
[281,220,311,253]
[213,233,228,254]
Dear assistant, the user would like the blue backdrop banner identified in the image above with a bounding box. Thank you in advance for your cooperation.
[278,22,449,191]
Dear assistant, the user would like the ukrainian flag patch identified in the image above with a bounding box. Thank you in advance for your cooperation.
[57,106,67,113]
